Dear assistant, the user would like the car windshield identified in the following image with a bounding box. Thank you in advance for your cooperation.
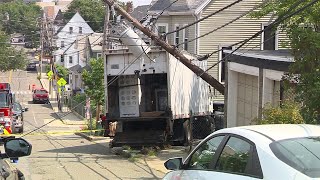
[0,93,8,107]
[13,103,21,111]
[270,137,320,178]
[35,90,47,94]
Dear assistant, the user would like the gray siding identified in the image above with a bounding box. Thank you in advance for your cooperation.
[156,15,197,54]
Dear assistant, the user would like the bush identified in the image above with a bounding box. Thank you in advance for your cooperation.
[254,101,304,124]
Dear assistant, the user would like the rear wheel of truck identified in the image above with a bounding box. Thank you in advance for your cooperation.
[183,120,191,146]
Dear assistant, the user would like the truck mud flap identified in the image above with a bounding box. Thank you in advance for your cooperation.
[110,130,166,147]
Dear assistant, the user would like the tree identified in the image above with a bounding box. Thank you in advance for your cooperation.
[55,64,69,80]
[0,31,27,71]
[252,0,320,123]
[82,58,104,122]
[64,0,105,32]
[0,1,42,47]
[64,0,130,32]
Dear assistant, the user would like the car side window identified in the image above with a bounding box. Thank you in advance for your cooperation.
[215,136,261,177]
[187,136,224,170]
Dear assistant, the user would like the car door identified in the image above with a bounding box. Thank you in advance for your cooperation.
[164,135,226,180]
[164,134,264,180]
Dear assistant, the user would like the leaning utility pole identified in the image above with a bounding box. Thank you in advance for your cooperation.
[102,5,110,116]
[39,12,45,79]
[104,0,225,94]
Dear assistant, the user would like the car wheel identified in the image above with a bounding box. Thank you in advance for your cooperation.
[33,99,36,104]
[19,126,23,133]
[17,169,25,180]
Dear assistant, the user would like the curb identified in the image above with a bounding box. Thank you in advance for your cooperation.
[75,132,110,141]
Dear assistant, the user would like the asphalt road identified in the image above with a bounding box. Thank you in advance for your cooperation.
[0,69,165,180]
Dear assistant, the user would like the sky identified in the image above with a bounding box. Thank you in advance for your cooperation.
[120,0,153,7]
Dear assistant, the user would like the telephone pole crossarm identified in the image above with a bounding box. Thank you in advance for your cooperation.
[104,0,225,94]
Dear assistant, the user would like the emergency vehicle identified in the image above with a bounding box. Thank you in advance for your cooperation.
[0,83,13,134]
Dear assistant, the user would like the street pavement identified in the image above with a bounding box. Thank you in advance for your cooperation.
[0,68,188,180]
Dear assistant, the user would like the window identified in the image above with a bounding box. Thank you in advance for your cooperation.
[97,53,102,59]
[157,23,168,41]
[69,27,73,34]
[79,27,82,34]
[262,25,277,50]
[188,136,225,170]
[60,55,64,62]
[69,56,73,64]
[215,136,263,178]
[13,103,22,111]
[174,25,180,45]
[219,46,232,83]
[61,41,64,48]
[270,137,320,178]
[183,26,189,51]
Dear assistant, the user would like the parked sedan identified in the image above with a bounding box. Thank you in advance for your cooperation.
[26,62,37,71]
[32,88,49,104]
[163,124,320,180]
[12,102,28,133]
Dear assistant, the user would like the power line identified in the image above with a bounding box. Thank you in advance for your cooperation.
[202,0,317,76]
[165,0,244,36]
[176,1,267,47]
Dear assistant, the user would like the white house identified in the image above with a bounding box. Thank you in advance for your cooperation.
[53,12,94,69]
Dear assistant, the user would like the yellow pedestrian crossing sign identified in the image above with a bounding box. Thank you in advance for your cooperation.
[57,78,67,86]
[47,70,53,80]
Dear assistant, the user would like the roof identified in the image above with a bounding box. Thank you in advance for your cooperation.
[224,50,294,72]
[68,64,82,72]
[88,33,103,51]
[216,124,320,142]
[54,9,65,26]
[130,5,150,20]
[149,0,208,14]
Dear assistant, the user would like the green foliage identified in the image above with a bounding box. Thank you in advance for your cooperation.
[252,0,320,123]
[0,31,27,71]
[255,102,304,124]
[72,94,86,104]
[64,0,105,32]
[55,64,69,80]
[0,1,42,47]
[82,58,104,106]
[64,0,129,32]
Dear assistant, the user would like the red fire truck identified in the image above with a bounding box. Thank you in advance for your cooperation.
[0,83,13,134]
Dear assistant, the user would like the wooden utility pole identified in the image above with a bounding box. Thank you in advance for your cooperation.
[39,12,45,79]
[104,0,225,94]
[102,5,110,115]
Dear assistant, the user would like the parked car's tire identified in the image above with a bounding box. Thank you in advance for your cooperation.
[19,126,23,133]
[17,169,25,180]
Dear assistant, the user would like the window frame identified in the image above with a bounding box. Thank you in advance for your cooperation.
[174,24,180,46]
[261,23,279,50]
[183,24,188,51]
[79,27,82,34]
[213,134,264,179]
[182,133,263,179]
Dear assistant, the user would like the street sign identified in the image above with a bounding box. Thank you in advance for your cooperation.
[57,78,67,86]
[47,70,53,80]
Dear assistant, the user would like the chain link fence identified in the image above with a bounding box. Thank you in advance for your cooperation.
[68,98,86,118]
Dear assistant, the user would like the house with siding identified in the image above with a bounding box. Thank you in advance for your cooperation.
[148,0,290,126]
[53,12,94,69]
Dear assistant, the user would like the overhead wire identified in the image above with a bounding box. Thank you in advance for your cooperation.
[201,0,317,76]
[165,0,244,36]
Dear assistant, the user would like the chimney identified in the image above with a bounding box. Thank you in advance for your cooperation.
[126,2,133,13]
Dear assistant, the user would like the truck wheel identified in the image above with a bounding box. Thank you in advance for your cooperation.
[183,120,191,146]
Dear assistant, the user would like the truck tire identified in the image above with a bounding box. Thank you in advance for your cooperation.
[183,120,191,146]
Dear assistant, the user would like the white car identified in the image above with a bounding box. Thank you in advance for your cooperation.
[163,124,320,180]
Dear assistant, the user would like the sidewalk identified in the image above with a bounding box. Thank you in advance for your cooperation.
[39,73,86,126]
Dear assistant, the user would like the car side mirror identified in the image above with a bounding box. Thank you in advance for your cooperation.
[4,138,32,158]
[23,107,28,112]
[164,157,183,170]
